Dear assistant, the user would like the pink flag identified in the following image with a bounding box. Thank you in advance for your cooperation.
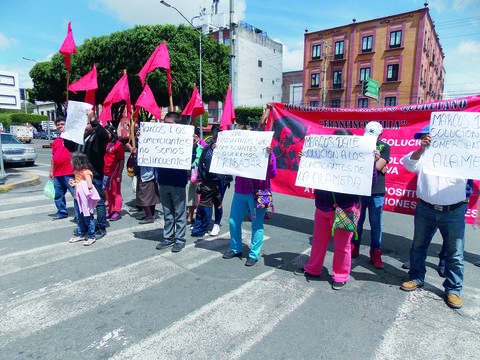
[138,42,173,95]
[59,22,77,71]
[133,83,163,119]
[220,85,235,130]
[98,73,132,125]
[181,84,205,120]
[68,64,98,106]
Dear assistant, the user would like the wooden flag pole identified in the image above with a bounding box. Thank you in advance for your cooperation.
[169,95,173,111]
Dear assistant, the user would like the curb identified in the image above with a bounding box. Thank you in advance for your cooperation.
[0,172,41,192]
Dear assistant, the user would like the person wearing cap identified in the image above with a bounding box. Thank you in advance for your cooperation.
[400,124,466,309]
[352,121,390,268]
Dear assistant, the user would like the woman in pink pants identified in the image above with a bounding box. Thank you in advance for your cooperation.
[103,125,124,221]
[295,129,378,290]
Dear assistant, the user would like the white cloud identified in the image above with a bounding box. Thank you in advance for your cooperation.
[428,0,477,12]
[0,32,18,50]
[443,39,480,98]
[275,39,304,71]
[91,0,244,26]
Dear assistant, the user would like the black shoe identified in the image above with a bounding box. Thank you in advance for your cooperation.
[332,281,346,290]
[171,242,185,253]
[156,240,174,250]
[95,229,107,240]
[139,218,154,224]
[222,250,242,259]
[245,257,258,266]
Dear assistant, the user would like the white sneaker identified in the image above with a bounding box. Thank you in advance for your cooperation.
[209,224,220,236]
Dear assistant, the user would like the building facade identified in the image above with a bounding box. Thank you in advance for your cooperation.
[282,70,303,105]
[303,7,444,108]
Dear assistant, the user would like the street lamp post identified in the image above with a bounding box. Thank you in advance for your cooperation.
[160,0,204,140]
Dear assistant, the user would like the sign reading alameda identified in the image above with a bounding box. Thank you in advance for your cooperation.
[137,122,193,170]
[209,130,274,180]
[296,135,376,196]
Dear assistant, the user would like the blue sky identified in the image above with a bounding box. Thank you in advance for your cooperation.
[1,0,479,99]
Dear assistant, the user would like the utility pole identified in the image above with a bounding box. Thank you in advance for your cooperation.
[321,40,331,108]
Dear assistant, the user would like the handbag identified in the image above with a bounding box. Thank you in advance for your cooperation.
[43,179,55,199]
[249,180,273,210]
[331,193,360,233]
[127,153,135,177]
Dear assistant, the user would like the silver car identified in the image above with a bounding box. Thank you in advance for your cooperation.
[1,133,37,166]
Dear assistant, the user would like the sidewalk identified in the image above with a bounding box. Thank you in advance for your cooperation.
[0,168,41,192]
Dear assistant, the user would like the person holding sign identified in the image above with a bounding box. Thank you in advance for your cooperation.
[103,125,124,221]
[155,112,190,253]
[294,129,378,290]
[400,125,467,309]
[352,121,390,268]
[222,144,277,266]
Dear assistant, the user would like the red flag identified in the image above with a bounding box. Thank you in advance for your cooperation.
[133,83,162,119]
[68,64,98,106]
[220,85,235,130]
[98,73,132,125]
[59,22,77,71]
[181,84,205,120]
[138,42,172,95]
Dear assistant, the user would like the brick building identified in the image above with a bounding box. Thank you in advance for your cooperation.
[303,7,444,108]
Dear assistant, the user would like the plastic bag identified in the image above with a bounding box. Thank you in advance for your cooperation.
[43,179,55,199]
[191,165,198,183]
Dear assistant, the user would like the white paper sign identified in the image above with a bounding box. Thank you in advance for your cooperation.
[137,122,193,170]
[62,101,93,145]
[423,112,480,179]
[295,134,376,196]
[209,130,274,180]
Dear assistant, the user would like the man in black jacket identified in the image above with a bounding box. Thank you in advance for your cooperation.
[65,111,109,239]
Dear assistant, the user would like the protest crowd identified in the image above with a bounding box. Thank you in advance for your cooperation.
[47,27,480,312]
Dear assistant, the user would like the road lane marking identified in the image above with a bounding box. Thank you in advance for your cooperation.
[110,270,314,360]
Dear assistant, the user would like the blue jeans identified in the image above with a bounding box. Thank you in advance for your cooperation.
[54,175,75,218]
[191,205,212,236]
[92,177,107,231]
[77,214,95,239]
[213,180,226,225]
[159,185,187,244]
[438,203,468,269]
[229,192,267,260]
[354,195,384,250]
[409,200,465,295]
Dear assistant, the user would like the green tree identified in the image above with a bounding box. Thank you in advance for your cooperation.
[29,25,229,117]
[234,107,264,127]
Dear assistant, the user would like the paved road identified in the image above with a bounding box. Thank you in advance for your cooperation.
[1,144,479,359]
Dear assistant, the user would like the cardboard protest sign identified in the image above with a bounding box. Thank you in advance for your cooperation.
[209,130,274,180]
[424,112,480,179]
[137,122,193,170]
[62,101,93,145]
[296,134,376,196]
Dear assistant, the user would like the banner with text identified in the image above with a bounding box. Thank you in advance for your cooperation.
[137,122,193,170]
[424,112,480,179]
[210,130,274,180]
[266,96,480,223]
[296,135,376,196]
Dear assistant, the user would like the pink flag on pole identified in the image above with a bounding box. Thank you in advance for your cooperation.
[181,84,205,120]
[98,73,132,125]
[59,22,77,71]
[138,42,173,95]
[68,64,98,106]
[133,83,163,119]
[220,85,235,130]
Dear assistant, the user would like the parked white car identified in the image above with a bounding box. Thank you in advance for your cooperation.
[1,133,37,166]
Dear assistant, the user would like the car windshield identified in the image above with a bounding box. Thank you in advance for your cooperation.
[1,134,22,144]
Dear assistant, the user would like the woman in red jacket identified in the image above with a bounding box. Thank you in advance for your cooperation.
[103,125,124,221]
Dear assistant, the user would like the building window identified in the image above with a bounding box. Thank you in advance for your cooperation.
[260,77,263,82]
[312,44,321,60]
[258,60,263,67]
[358,98,369,108]
[360,67,371,82]
[387,64,399,81]
[389,30,402,48]
[362,36,373,52]
[260,94,263,99]
[310,101,319,107]
[334,41,344,59]
[333,71,342,89]
[385,96,396,106]
[331,100,341,108]
[311,73,320,88]
[272,80,275,85]
[223,38,230,46]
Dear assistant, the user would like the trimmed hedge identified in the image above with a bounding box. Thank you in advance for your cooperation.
[0,113,48,129]
[234,107,264,126]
